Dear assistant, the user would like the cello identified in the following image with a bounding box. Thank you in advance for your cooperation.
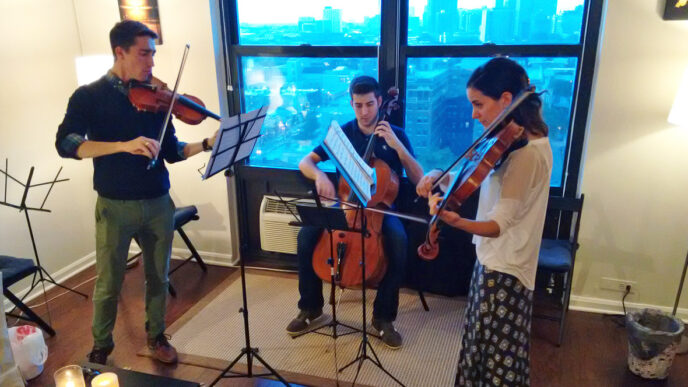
[417,87,536,260]
[311,88,401,288]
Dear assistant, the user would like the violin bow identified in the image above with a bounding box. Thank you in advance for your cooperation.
[147,43,191,170]
[427,86,536,192]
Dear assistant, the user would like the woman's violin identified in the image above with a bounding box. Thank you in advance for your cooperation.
[128,76,220,125]
[417,87,536,260]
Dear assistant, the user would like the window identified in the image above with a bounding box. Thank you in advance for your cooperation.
[403,0,588,188]
[242,57,376,168]
[238,0,381,45]
[408,0,585,45]
[220,0,601,193]
[406,57,577,187]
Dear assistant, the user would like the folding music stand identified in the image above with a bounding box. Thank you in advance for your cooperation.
[289,192,361,341]
[203,106,290,387]
[319,125,405,386]
[334,201,404,387]
[0,160,88,329]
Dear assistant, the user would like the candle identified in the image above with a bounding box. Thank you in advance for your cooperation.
[54,365,86,387]
[91,372,119,387]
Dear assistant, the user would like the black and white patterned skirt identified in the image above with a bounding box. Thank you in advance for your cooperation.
[457,261,533,387]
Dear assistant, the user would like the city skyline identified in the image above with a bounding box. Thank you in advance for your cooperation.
[238,0,584,24]
[238,0,583,187]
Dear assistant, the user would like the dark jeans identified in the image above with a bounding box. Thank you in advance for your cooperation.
[297,214,407,322]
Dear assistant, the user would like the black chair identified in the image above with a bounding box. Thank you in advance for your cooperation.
[0,255,56,336]
[128,205,207,298]
[535,194,584,346]
[168,205,207,278]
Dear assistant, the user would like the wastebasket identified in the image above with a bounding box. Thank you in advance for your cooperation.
[626,308,684,379]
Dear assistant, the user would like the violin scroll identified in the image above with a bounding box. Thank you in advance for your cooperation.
[379,86,402,122]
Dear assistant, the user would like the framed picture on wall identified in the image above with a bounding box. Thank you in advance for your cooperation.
[663,0,688,20]
[118,0,163,44]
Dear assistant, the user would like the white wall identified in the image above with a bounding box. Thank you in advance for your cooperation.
[571,0,688,319]
[0,0,232,294]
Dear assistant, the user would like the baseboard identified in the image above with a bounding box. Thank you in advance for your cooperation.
[570,294,688,323]
[171,247,236,266]
[3,248,235,312]
[3,251,97,311]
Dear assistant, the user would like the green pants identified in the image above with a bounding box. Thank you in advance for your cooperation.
[92,194,175,349]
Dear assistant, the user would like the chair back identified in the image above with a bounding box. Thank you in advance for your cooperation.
[542,194,585,251]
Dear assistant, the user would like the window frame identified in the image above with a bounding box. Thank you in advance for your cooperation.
[218,0,604,198]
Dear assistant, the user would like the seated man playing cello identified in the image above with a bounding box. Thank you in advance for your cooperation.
[286,76,423,349]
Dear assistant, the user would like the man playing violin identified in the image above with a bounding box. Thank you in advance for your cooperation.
[55,20,216,365]
[286,76,423,349]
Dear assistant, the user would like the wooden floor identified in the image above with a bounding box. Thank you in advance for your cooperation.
[12,261,688,387]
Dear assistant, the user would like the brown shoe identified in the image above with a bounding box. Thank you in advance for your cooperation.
[147,333,178,364]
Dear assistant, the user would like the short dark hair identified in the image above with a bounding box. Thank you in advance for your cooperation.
[109,20,158,57]
[467,57,548,137]
[349,76,382,99]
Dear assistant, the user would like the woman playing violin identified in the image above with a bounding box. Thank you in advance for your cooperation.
[416,57,552,386]
[56,20,216,366]
[287,76,423,349]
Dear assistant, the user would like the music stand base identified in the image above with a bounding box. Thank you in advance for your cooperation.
[210,347,290,385]
[291,318,361,340]
[338,338,405,387]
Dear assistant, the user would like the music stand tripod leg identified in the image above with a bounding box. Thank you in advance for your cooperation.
[337,206,405,387]
[209,248,290,386]
[24,201,88,299]
[290,191,363,340]
[208,108,288,386]
[291,219,360,339]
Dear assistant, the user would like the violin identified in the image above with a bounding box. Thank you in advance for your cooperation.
[128,76,220,125]
[136,44,219,170]
[311,87,401,288]
[417,87,535,260]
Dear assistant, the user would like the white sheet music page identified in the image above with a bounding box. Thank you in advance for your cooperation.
[323,120,375,203]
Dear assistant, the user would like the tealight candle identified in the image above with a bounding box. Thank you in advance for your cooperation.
[54,365,86,387]
[91,372,119,387]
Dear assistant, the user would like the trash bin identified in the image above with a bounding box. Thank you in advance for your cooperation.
[626,308,684,379]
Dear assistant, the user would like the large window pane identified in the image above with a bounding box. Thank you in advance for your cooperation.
[408,0,585,45]
[406,57,577,187]
[238,0,381,45]
[242,57,377,169]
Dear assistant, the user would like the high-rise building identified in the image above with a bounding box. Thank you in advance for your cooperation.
[323,6,342,34]
[423,0,460,43]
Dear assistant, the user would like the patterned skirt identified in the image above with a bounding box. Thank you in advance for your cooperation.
[457,261,533,387]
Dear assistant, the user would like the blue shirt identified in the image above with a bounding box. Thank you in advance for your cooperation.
[56,72,187,200]
[312,119,414,179]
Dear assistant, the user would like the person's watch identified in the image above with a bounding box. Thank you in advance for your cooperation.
[202,138,212,152]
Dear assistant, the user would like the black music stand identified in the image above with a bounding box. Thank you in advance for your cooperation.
[0,160,89,324]
[334,202,404,387]
[319,125,404,386]
[203,107,289,387]
[288,192,361,341]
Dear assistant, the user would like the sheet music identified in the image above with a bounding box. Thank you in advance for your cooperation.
[322,120,375,203]
[203,106,266,180]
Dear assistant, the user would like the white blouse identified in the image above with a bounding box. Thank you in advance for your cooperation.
[472,137,553,290]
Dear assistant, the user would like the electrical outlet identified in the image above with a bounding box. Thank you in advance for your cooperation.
[600,277,636,293]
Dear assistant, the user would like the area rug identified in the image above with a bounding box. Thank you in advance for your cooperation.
[140,270,466,386]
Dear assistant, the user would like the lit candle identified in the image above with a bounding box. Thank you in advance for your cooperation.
[53,365,86,387]
[91,372,119,387]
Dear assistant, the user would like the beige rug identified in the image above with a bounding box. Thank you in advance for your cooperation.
[144,270,466,386]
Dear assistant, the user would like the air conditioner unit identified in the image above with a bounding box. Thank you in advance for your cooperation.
[259,195,308,254]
